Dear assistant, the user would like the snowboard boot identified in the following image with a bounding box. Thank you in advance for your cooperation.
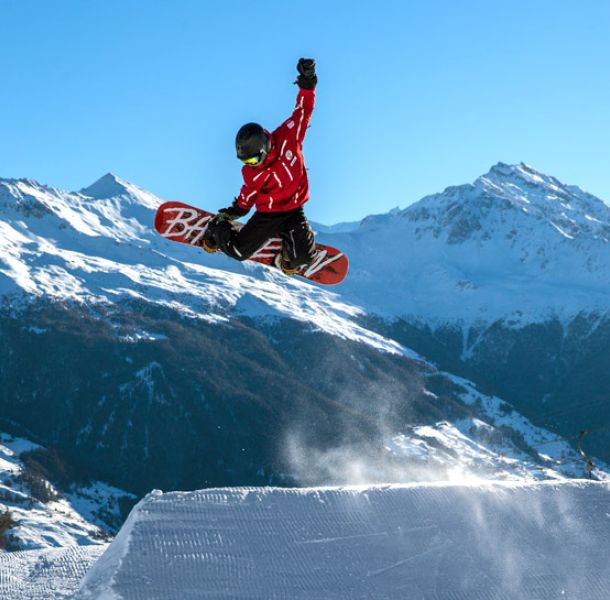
[279,260,301,276]
[201,238,219,253]
[274,253,301,276]
[201,219,233,254]
[275,248,321,276]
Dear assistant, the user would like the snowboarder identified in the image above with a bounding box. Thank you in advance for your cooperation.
[200,58,319,275]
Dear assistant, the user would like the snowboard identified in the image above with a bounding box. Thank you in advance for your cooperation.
[154,201,348,285]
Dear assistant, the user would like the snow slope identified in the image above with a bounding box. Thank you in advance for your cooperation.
[0,545,106,600]
[0,174,402,354]
[285,367,610,486]
[76,482,610,600]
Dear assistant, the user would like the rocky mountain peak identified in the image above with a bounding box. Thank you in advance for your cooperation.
[400,163,610,245]
[483,161,550,185]
[79,173,160,211]
[80,173,132,199]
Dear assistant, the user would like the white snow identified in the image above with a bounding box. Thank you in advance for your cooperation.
[75,482,610,599]
[285,397,608,488]
[0,545,106,600]
[0,175,409,356]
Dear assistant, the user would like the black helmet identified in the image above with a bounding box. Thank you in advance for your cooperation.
[236,123,271,165]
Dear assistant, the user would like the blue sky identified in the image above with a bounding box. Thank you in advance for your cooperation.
[1,1,609,224]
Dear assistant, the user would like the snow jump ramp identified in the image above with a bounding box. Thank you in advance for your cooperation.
[76,481,610,599]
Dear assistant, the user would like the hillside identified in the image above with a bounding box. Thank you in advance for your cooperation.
[322,163,610,458]
[1,169,602,497]
[0,432,132,551]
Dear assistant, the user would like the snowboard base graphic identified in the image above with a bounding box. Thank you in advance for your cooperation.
[154,201,348,285]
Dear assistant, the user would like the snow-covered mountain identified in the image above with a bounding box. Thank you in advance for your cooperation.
[316,163,610,464]
[3,162,609,325]
[0,172,400,348]
[3,165,610,596]
[1,164,609,533]
[330,161,610,324]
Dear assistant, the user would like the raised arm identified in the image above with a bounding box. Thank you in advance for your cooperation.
[292,58,317,145]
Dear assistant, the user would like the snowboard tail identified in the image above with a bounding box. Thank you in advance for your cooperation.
[154,201,348,285]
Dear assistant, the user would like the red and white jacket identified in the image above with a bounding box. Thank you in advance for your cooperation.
[236,88,315,213]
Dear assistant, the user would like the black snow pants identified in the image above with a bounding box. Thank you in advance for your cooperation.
[216,207,317,268]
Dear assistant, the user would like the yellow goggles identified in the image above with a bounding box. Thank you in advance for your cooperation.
[241,155,262,166]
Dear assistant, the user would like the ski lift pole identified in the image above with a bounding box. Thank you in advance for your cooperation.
[576,430,594,479]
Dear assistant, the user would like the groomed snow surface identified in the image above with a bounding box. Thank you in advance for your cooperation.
[74,481,610,600]
[0,545,106,599]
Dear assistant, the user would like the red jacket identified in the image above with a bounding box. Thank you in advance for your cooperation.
[236,88,315,213]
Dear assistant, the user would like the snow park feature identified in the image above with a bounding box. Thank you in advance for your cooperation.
[74,482,610,599]
[0,545,106,600]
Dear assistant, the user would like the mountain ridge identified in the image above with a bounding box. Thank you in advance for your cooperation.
[406,161,610,243]
[3,162,610,333]
[1,163,609,500]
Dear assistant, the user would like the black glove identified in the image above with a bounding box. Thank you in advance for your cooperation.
[295,58,317,90]
[202,218,234,253]
[216,201,249,220]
